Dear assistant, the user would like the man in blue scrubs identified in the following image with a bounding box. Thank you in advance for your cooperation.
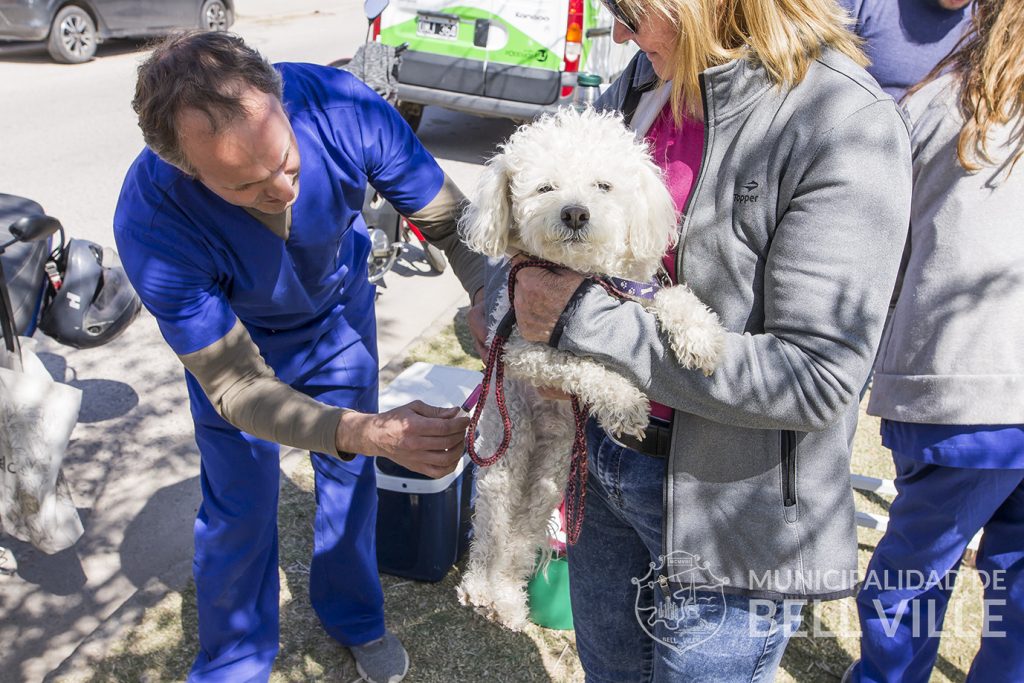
[114,31,485,683]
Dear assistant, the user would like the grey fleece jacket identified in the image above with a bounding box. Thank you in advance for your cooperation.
[868,73,1024,425]
[560,49,913,599]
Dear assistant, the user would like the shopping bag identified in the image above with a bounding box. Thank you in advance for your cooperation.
[0,340,84,554]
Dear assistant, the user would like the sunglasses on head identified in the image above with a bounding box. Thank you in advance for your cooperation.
[600,0,638,33]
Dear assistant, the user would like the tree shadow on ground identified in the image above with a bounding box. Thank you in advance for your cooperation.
[777,539,970,683]
[77,459,561,682]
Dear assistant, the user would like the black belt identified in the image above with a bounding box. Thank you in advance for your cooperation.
[615,419,672,457]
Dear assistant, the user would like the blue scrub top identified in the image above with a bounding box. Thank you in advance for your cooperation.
[114,63,443,384]
[839,0,972,101]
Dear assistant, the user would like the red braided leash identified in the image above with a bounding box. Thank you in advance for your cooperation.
[465,259,554,467]
[466,259,635,545]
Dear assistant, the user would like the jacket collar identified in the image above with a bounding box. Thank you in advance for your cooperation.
[629,50,775,124]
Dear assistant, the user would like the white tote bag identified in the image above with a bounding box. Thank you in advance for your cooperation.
[0,337,84,554]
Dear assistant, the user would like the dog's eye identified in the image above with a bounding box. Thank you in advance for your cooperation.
[596,181,613,192]
[537,184,555,193]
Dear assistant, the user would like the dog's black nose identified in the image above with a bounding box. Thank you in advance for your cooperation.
[560,205,590,230]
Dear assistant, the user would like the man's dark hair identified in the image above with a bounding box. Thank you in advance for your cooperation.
[132,30,283,175]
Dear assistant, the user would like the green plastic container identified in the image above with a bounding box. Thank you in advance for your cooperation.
[527,556,574,630]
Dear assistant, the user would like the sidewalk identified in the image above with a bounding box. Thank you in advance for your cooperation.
[0,3,490,681]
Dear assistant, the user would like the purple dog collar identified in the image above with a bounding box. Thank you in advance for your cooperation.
[601,275,662,301]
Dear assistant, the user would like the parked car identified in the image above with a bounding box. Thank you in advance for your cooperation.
[372,0,636,129]
[0,0,233,64]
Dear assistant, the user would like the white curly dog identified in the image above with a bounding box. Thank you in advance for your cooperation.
[456,107,725,629]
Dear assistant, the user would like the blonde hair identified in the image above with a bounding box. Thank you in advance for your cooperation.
[618,0,867,122]
[911,0,1024,173]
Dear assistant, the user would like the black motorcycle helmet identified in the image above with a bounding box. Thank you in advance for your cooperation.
[37,238,141,349]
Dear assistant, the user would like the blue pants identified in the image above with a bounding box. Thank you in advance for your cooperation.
[854,453,1024,683]
[568,420,803,682]
[184,313,384,682]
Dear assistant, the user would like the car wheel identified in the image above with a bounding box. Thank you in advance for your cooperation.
[200,0,230,31]
[423,242,446,274]
[46,5,97,64]
[397,101,423,133]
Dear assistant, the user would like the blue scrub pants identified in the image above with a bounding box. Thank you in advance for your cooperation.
[853,453,1024,683]
[183,319,384,682]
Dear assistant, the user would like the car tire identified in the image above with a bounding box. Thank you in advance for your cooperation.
[200,0,230,31]
[423,241,446,274]
[46,5,97,64]
[397,101,423,133]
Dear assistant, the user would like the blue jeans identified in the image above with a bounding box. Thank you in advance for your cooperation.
[568,420,803,682]
[853,453,1024,683]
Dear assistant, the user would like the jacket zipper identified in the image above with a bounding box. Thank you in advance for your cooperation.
[781,430,797,507]
[674,74,711,280]
[664,75,711,562]
[662,420,673,567]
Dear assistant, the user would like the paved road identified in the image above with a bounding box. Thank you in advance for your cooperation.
[0,3,517,680]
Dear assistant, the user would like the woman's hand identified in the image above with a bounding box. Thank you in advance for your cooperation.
[510,254,585,344]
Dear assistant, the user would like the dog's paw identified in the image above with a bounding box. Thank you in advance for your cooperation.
[456,578,486,610]
[595,392,650,439]
[652,285,727,376]
[487,591,530,630]
[457,576,530,631]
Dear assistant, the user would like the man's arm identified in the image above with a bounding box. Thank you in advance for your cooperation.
[180,318,467,477]
[406,173,485,299]
[407,173,489,354]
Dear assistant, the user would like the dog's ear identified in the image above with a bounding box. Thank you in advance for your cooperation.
[458,154,514,257]
[627,158,680,266]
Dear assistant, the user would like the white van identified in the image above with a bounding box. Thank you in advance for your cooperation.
[371,0,636,128]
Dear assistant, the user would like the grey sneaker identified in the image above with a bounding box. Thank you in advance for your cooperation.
[351,631,409,683]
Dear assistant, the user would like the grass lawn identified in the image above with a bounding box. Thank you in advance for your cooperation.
[60,308,987,682]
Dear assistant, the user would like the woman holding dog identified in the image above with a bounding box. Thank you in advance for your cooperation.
[848,1,1024,681]
[510,0,912,679]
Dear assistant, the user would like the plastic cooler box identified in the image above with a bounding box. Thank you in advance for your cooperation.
[375,362,482,582]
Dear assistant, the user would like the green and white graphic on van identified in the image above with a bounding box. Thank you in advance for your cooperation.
[375,0,636,125]
[379,2,602,71]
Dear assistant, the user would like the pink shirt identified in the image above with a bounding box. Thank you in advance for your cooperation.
[645,103,704,422]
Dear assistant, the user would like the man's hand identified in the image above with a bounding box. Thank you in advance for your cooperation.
[335,401,469,478]
[468,287,489,359]
[510,254,585,344]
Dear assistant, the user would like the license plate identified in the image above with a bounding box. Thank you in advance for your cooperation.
[417,15,458,40]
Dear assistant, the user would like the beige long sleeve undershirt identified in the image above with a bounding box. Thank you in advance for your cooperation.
[179,318,347,456]
[177,174,484,457]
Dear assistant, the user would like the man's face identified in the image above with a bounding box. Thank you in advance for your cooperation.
[936,0,971,10]
[178,87,301,214]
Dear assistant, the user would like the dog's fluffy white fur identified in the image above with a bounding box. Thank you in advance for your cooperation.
[456,108,726,629]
